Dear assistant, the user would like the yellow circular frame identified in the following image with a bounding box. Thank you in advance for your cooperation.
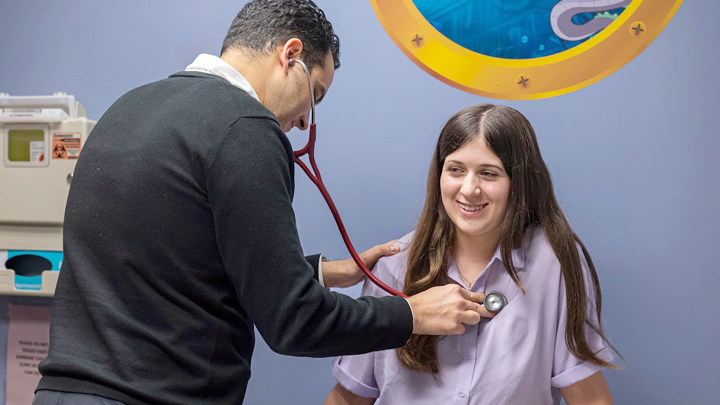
[370,0,683,100]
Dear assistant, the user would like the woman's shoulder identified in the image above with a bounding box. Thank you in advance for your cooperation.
[373,231,414,280]
[523,226,592,279]
[523,226,561,274]
[395,230,415,249]
[525,226,549,249]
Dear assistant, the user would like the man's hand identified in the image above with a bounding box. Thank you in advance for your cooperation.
[407,284,495,335]
[322,240,400,288]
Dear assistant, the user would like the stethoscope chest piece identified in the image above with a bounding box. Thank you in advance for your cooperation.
[483,292,508,313]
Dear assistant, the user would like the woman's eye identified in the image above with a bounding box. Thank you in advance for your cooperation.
[481,171,498,177]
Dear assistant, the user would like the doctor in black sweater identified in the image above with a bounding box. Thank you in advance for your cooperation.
[34,1,493,404]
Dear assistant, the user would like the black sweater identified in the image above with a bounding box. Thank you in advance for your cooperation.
[37,71,413,405]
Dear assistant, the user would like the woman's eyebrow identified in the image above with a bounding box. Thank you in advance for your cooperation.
[477,163,504,171]
[445,160,503,171]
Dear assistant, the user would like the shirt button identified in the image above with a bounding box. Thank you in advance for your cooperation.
[459,391,465,398]
[465,354,472,360]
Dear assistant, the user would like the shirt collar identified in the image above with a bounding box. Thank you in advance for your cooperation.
[446,241,526,288]
[483,242,526,270]
[503,242,526,269]
[185,54,260,102]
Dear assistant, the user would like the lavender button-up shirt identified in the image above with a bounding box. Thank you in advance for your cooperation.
[333,228,613,405]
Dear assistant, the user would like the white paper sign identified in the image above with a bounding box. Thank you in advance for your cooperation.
[5,305,52,405]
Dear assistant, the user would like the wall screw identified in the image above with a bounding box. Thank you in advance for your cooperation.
[631,22,646,37]
[516,75,530,89]
[411,33,424,48]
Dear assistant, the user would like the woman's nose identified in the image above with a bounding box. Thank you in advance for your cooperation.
[460,175,481,196]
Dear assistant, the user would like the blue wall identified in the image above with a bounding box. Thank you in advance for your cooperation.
[1,1,718,404]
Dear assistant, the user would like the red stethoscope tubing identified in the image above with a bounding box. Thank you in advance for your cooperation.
[293,123,408,298]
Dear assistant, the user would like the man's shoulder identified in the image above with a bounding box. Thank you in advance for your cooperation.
[159,71,276,121]
[102,72,286,160]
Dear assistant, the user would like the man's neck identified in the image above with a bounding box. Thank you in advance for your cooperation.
[221,50,272,104]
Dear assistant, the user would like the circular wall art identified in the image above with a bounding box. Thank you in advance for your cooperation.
[370,0,683,99]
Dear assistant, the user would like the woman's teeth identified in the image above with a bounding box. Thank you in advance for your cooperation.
[459,202,487,212]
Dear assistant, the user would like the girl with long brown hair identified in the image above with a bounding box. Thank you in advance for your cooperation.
[325,104,619,405]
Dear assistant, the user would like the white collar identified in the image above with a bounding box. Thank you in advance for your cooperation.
[185,54,260,102]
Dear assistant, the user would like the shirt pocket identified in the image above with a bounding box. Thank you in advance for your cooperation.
[480,299,530,359]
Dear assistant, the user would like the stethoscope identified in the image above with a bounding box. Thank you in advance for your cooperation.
[288,58,507,313]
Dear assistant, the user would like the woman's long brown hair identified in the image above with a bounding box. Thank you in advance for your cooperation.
[397,104,620,374]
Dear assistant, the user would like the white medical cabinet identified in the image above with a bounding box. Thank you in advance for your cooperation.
[0,93,96,296]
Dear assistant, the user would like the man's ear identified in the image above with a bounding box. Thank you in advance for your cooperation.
[280,38,304,74]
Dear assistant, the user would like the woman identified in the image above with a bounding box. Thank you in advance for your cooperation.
[325,105,619,405]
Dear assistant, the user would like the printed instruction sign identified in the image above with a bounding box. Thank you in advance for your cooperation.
[52,132,82,159]
[5,305,52,405]
[29,141,45,163]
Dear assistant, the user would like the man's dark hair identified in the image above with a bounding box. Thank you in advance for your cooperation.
[221,0,340,71]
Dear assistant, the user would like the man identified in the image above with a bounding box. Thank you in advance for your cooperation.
[34,1,493,404]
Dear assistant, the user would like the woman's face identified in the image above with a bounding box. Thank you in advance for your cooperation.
[440,135,511,242]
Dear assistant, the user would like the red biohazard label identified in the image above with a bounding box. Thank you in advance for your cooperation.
[52,132,82,159]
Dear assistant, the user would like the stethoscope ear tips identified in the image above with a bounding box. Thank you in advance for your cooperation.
[483,291,508,313]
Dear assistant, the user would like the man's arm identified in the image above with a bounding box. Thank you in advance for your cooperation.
[209,117,488,356]
[305,253,325,284]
